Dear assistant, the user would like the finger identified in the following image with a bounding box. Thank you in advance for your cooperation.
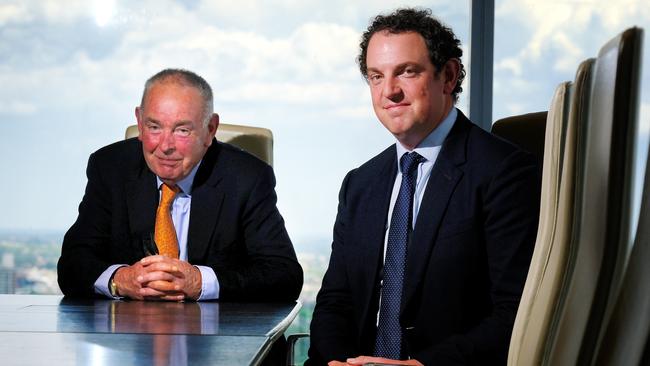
[141,289,184,301]
[142,262,185,277]
[346,356,380,365]
[137,270,177,284]
[139,286,173,298]
[346,358,364,365]
[137,281,180,297]
[140,255,170,266]
[146,279,181,292]
[142,289,184,300]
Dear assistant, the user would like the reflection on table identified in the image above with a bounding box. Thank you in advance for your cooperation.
[0,295,301,365]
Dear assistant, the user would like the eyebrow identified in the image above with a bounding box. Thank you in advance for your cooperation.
[367,62,423,74]
[145,118,194,127]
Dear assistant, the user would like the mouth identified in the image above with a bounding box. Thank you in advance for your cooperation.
[384,103,410,116]
[155,156,181,166]
[384,102,410,110]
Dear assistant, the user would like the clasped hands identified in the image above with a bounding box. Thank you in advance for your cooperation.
[113,255,202,301]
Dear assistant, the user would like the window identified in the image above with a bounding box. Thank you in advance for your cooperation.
[0,2,471,349]
[494,0,650,246]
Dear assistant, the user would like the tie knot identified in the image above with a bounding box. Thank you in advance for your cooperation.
[400,152,424,177]
[160,183,179,206]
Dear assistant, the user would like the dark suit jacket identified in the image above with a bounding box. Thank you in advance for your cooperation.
[58,138,303,301]
[308,111,540,365]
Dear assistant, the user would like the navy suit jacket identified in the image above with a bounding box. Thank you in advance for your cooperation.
[308,111,540,365]
[58,138,303,301]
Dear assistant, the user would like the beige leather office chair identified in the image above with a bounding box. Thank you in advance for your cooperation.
[125,123,274,166]
[506,79,573,365]
[509,27,643,366]
[508,56,595,365]
[546,27,643,366]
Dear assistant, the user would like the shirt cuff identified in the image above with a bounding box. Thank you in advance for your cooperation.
[94,264,126,299]
[196,265,220,300]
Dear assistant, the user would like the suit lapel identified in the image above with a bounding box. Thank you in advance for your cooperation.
[401,113,471,311]
[358,148,398,326]
[187,141,225,262]
[126,161,158,256]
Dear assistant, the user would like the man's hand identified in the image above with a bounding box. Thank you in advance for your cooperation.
[328,356,423,366]
[112,262,150,300]
[112,256,202,301]
[138,255,203,301]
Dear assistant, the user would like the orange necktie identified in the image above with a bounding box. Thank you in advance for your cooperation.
[154,183,180,258]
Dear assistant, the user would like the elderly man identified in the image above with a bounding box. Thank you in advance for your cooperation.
[58,68,302,302]
[308,8,539,366]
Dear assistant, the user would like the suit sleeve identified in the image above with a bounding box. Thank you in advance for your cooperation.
[413,149,540,365]
[210,164,303,302]
[57,153,115,298]
[307,171,359,365]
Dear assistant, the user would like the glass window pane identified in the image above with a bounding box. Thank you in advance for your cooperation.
[494,0,650,253]
[0,0,468,316]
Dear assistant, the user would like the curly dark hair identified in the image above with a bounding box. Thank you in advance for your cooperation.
[357,8,466,103]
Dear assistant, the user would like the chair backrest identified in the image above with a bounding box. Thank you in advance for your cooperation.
[507,80,573,365]
[491,111,547,169]
[509,57,595,365]
[125,123,274,166]
[509,27,644,366]
[594,130,650,365]
[547,27,643,366]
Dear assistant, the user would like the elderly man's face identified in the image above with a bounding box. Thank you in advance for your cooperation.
[136,82,218,185]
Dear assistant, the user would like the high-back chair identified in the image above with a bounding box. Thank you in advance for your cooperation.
[507,27,643,366]
[506,77,574,365]
[508,56,595,365]
[125,123,274,166]
[547,27,643,366]
[594,130,650,365]
[491,111,547,171]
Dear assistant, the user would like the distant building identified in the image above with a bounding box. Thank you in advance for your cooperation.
[0,253,16,294]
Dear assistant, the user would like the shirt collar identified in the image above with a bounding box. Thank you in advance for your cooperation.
[156,160,202,196]
[395,107,457,172]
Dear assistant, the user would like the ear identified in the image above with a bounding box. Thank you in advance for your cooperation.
[135,106,143,141]
[205,113,219,146]
[442,58,460,95]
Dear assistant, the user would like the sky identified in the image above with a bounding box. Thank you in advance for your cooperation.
[0,0,648,252]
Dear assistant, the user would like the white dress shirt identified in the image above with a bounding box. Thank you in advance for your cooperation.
[383,107,457,250]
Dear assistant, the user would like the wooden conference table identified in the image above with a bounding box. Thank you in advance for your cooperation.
[0,295,301,365]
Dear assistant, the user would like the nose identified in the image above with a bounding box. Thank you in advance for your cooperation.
[383,76,404,102]
[159,130,176,154]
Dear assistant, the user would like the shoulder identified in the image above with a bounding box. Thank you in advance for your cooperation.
[451,115,539,194]
[91,137,141,160]
[344,144,395,186]
[450,112,536,169]
[469,124,523,161]
[212,141,271,172]
[196,141,275,188]
[86,138,145,177]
